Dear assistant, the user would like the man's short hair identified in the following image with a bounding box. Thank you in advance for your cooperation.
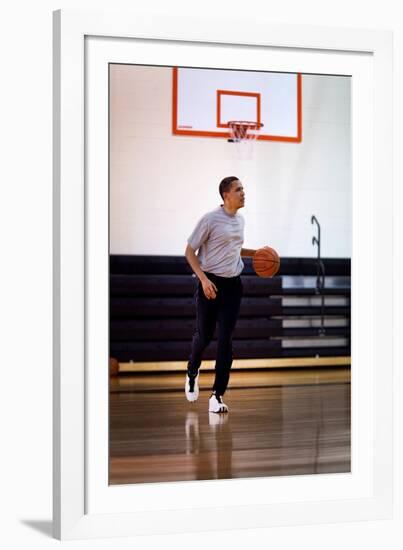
[219,176,239,200]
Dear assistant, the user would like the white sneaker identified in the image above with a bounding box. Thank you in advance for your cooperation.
[185,372,199,402]
[208,393,229,413]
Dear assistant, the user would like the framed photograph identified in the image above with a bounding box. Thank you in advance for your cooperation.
[53,9,393,540]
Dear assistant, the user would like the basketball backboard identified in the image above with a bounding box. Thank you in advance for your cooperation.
[172,67,302,142]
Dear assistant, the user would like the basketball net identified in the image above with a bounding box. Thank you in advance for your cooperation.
[228,120,263,161]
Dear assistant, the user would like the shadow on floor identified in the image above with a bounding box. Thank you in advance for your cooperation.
[21,520,53,538]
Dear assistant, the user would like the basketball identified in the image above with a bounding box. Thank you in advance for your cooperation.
[110,357,120,377]
[252,246,280,278]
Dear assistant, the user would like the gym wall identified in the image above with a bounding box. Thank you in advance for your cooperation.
[109,65,351,258]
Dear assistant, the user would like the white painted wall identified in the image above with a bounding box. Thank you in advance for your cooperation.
[110,66,351,257]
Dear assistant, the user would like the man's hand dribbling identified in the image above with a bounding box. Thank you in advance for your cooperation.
[201,277,218,300]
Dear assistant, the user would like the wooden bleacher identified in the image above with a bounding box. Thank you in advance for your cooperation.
[110,255,351,372]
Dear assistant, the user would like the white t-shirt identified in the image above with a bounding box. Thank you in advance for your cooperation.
[187,206,245,277]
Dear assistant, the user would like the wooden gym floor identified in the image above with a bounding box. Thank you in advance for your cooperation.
[109,368,351,485]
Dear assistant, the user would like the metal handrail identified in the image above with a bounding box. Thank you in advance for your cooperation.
[311,216,326,335]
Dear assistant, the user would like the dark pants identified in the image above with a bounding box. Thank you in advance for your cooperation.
[187,272,243,396]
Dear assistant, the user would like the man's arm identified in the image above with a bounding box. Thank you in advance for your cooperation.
[241,247,257,257]
[185,243,218,299]
[185,244,208,282]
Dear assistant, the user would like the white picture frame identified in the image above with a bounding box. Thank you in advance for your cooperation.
[53,9,393,540]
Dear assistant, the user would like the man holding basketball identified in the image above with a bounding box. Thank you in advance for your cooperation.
[184,176,257,413]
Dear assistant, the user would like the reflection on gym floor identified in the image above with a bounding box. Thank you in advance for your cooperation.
[185,411,233,480]
[109,369,350,485]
